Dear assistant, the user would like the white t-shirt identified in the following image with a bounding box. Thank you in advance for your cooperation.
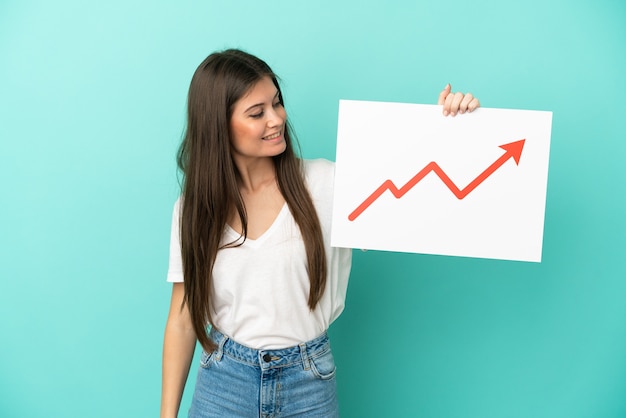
[167,159,352,349]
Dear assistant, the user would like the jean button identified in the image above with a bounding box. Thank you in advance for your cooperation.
[262,353,271,362]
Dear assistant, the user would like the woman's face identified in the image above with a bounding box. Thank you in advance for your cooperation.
[229,76,287,165]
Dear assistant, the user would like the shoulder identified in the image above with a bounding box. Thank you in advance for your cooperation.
[302,158,335,171]
[301,158,335,202]
[173,196,182,212]
[302,158,335,186]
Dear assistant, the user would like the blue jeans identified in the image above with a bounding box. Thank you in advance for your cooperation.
[188,328,339,418]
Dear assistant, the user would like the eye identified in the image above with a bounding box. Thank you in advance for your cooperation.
[273,101,282,108]
[250,111,264,119]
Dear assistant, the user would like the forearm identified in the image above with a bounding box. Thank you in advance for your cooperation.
[160,315,197,418]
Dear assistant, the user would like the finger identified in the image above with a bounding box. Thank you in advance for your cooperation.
[437,84,451,105]
[443,92,455,116]
[458,93,474,114]
[449,92,464,116]
[468,97,480,112]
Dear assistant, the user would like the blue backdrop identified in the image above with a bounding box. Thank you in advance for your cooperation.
[1,1,625,417]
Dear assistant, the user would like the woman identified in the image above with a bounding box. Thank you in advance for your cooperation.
[161,49,479,418]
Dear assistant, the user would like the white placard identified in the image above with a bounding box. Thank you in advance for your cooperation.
[331,100,552,262]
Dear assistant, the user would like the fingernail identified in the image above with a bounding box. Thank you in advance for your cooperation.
[443,110,449,116]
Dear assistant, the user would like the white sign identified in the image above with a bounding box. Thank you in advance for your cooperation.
[331,100,552,262]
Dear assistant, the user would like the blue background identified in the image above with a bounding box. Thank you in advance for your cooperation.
[1,1,625,417]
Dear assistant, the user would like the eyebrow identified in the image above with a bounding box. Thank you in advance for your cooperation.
[243,90,280,114]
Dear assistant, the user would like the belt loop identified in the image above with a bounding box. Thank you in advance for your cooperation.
[215,332,227,361]
[299,342,310,371]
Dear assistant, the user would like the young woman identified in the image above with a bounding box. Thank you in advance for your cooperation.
[161,49,480,418]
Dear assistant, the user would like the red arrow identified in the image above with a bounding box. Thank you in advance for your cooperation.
[348,139,526,221]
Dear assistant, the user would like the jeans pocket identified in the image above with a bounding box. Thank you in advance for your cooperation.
[309,347,336,380]
[199,350,216,369]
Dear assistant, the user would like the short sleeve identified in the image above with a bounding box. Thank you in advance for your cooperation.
[166,198,184,283]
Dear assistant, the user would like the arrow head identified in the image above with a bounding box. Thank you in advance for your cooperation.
[499,139,526,165]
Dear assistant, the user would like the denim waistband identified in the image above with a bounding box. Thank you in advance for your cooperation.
[208,328,330,370]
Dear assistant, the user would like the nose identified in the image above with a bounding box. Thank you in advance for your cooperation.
[266,107,285,128]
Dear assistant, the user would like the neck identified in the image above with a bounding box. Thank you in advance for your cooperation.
[234,157,277,193]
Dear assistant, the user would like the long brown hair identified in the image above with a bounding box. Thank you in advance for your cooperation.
[176,49,327,352]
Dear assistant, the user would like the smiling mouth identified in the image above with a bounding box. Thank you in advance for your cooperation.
[263,131,282,140]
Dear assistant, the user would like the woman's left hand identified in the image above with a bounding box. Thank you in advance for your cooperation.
[438,84,480,117]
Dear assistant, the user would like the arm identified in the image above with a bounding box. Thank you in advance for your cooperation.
[438,84,480,116]
[160,283,197,418]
